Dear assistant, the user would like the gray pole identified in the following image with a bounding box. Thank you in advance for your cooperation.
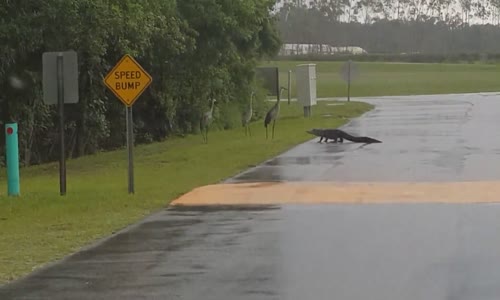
[126,105,135,194]
[288,70,291,105]
[57,53,66,196]
[347,60,351,102]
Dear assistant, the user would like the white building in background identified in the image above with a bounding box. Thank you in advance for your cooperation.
[279,43,368,56]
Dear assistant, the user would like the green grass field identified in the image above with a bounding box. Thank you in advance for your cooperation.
[0,100,372,284]
[261,61,500,99]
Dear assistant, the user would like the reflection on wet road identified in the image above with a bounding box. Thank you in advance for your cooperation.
[228,93,500,183]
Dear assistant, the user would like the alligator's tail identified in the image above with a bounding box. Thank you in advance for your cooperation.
[341,131,382,143]
[354,136,382,143]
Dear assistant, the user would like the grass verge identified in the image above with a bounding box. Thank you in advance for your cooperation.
[261,60,500,98]
[0,100,372,284]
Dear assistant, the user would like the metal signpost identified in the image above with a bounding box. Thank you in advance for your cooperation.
[42,50,79,196]
[287,70,292,105]
[104,54,152,194]
[340,60,359,102]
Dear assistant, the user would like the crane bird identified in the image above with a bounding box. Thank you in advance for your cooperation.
[200,98,216,143]
[242,91,255,136]
[264,87,287,139]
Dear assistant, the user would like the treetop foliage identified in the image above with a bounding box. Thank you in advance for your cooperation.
[0,0,281,165]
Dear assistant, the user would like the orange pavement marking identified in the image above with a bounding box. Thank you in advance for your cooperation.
[170,181,500,206]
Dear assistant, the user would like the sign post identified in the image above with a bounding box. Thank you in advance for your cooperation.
[340,60,359,102]
[56,54,66,195]
[287,70,292,105]
[42,51,79,196]
[104,54,152,194]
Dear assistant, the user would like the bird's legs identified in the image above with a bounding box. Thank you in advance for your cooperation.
[200,123,205,143]
[201,126,208,144]
[272,120,276,139]
[248,125,252,137]
[266,126,268,140]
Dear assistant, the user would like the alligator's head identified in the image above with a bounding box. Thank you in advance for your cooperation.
[306,128,323,136]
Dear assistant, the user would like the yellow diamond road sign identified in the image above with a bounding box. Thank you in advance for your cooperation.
[104,54,152,107]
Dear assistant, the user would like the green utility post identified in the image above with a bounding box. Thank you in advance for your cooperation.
[5,123,20,196]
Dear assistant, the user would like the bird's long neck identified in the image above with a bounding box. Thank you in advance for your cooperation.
[278,88,286,104]
[250,93,254,109]
[276,91,282,108]
[210,99,215,113]
[275,98,281,111]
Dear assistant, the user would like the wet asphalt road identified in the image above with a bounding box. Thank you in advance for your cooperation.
[228,92,500,183]
[3,93,500,300]
[4,204,500,300]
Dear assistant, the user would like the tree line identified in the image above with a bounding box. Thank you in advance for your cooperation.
[0,0,281,166]
[276,0,500,56]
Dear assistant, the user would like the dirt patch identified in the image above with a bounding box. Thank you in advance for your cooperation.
[171,181,500,206]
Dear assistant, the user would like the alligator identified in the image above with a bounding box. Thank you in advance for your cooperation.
[306,128,382,144]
